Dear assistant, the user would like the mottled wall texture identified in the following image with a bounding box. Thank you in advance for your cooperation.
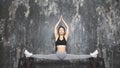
[0,0,120,68]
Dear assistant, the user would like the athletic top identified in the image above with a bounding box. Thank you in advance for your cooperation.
[55,36,67,46]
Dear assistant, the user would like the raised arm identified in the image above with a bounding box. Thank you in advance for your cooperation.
[54,16,61,41]
[61,16,69,40]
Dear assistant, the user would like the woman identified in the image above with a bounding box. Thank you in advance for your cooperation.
[54,16,69,53]
[24,16,98,60]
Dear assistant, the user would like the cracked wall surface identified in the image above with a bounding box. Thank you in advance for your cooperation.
[0,0,120,68]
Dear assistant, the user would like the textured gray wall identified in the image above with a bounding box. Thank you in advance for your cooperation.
[0,0,120,68]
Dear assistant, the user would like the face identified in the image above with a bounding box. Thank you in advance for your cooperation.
[59,27,65,35]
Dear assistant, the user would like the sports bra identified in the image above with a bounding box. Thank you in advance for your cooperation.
[55,36,67,46]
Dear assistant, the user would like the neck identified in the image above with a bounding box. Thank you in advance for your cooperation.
[59,35,64,37]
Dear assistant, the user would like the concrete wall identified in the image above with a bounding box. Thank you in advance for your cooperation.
[0,0,120,68]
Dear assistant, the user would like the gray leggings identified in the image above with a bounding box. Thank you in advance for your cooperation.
[31,52,92,60]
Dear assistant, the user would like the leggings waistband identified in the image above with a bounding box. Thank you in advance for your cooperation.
[56,52,66,54]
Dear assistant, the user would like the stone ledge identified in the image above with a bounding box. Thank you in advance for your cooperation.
[18,57,105,68]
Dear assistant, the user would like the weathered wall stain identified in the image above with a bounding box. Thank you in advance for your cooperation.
[0,0,120,68]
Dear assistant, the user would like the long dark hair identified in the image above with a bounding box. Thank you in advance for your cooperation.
[58,26,66,35]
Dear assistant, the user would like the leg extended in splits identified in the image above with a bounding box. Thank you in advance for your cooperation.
[64,50,98,60]
[24,50,59,60]
[24,50,98,60]
[64,54,92,60]
[31,54,59,60]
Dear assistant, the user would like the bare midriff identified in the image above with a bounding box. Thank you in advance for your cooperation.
[57,45,66,52]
